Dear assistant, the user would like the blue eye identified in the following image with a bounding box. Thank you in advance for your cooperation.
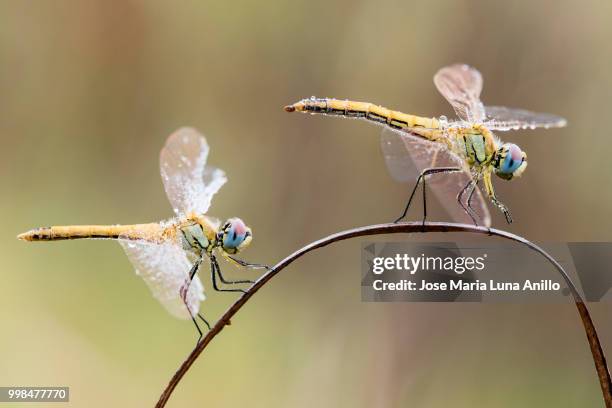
[223,228,245,249]
[499,144,523,174]
[222,218,251,251]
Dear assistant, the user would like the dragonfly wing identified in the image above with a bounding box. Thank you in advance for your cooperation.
[380,127,491,227]
[204,215,222,231]
[119,238,205,319]
[160,127,227,216]
[484,106,567,131]
[434,64,486,123]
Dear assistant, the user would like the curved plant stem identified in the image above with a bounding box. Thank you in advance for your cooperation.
[155,222,612,408]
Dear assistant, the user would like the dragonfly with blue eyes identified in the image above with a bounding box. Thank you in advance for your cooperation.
[18,127,268,340]
[285,64,567,226]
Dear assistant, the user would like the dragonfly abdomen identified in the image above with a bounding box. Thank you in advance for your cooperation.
[17,223,163,242]
[285,97,439,133]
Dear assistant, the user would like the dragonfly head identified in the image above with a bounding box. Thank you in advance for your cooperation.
[218,218,252,254]
[494,143,527,181]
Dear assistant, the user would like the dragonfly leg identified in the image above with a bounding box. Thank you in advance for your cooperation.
[466,181,481,224]
[180,258,208,341]
[482,172,513,224]
[395,167,463,224]
[491,196,513,224]
[197,313,211,331]
[210,255,248,294]
[226,255,271,271]
[457,179,479,226]
[215,254,261,283]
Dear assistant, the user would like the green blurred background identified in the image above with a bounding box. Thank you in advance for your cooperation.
[2,1,612,406]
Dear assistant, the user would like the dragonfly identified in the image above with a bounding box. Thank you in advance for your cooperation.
[284,64,567,226]
[18,127,268,340]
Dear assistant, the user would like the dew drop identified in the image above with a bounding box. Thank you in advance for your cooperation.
[439,115,448,128]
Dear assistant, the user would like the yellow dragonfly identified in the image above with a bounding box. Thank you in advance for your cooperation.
[285,64,567,226]
[18,127,267,340]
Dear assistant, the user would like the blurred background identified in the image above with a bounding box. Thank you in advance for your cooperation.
[1,0,612,406]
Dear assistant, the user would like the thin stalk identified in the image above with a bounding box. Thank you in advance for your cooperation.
[155,222,612,408]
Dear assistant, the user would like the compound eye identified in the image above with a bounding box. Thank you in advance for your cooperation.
[500,144,523,175]
[222,218,251,252]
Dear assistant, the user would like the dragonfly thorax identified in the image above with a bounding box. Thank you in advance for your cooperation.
[179,223,215,254]
[452,126,495,167]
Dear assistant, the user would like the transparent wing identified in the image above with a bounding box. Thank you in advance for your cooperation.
[484,106,567,131]
[119,238,205,319]
[380,127,491,227]
[204,215,222,231]
[434,64,486,123]
[160,127,227,216]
